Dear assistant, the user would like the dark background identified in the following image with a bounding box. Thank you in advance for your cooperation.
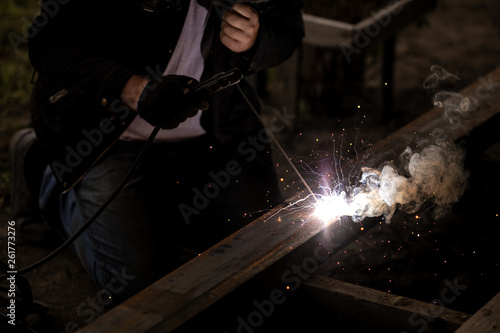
[1,0,500,331]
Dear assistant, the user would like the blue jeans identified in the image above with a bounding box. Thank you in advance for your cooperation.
[40,134,281,300]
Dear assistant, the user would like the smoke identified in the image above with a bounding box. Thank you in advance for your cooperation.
[423,65,460,90]
[348,143,468,223]
[433,91,479,125]
[316,66,474,223]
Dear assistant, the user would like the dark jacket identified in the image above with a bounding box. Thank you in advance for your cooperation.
[28,0,304,192]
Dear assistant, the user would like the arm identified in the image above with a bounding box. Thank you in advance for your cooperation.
[220,3,260,53]
[121,75,150,112]
[219,0,305,73]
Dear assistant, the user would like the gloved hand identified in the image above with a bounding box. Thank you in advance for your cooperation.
[137,75,209,129]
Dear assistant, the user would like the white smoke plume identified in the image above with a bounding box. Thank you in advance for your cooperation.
[423,65,460,90]
[315,66,475,223]
[347,143,468,223]
[433,91,479,125]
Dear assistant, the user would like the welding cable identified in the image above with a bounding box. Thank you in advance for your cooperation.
[0,83,316,281]
[0,70,242,280]
[0,71,314,281]
[0,127,161,281]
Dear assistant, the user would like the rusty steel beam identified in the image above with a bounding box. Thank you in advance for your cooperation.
[82,198,323,332]
[303,275,470,333]
[82,67,500,332]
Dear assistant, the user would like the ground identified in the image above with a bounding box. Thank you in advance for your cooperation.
[1,0,500,332]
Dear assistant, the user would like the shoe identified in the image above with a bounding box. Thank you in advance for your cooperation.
[9,128,48,242]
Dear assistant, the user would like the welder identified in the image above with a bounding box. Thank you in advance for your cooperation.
[10,0,304,300]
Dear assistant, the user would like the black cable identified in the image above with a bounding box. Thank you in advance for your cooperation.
[0,69,242,280]
[0,127,161,280]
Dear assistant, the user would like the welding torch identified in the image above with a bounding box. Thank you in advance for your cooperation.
[0,69,243,280]
[0,68,317,281]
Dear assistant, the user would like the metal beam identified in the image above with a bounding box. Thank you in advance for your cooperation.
[303,275,470,333]
[82,67,500,333]
[455,291,500,333]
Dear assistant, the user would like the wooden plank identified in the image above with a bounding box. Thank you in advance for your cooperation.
[302,0,437,48]
[82,67,500,332]
[303,275,470,332]
[81,200,325,332]
[455,292,500,333]
[354,0,437,46]
[363,66,500,168]
[302,13,353,47]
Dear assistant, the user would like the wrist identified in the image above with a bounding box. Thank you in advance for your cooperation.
[121,74,149,111]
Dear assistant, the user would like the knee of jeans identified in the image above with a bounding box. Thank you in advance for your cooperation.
[39,167,64,232]
[92,265,142,301]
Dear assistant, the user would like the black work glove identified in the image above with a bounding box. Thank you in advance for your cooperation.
[137,75,209,129]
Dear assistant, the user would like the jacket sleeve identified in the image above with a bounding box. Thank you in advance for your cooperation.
[28,0,135,106]
[244,0,305,73]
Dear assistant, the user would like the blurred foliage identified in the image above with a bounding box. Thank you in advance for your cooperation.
[1,0,40,105]
[1,0,40,212]
[0,0,40,129]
